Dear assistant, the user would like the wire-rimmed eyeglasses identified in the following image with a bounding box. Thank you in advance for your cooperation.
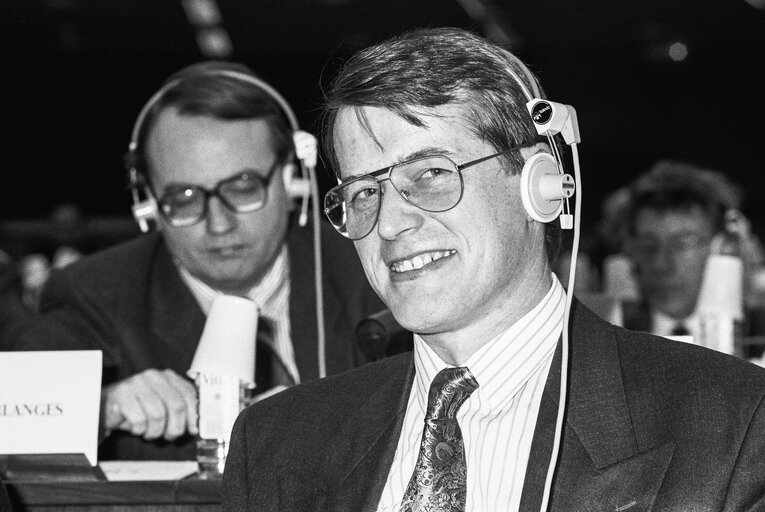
[157,162,281,227]
[323,146,528,240]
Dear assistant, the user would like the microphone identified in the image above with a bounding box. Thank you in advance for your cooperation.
[355,309,410,362]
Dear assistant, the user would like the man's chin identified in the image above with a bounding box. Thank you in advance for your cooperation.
[387,303,453,337]
[198,269,262,295]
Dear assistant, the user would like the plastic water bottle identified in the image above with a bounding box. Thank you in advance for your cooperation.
[195,373,246,479]
[697,211,745,357]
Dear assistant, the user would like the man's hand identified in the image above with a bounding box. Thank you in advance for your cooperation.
[102,369,198,441]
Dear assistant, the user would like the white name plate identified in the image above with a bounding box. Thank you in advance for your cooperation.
[0,350,102,466]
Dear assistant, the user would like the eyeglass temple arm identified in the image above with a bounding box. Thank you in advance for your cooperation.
[456,144,533,171]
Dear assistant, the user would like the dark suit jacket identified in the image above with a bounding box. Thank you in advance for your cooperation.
[14,221,384,461]
[0,477,11,512]
[222,300,765,511]
[0,260,32,350]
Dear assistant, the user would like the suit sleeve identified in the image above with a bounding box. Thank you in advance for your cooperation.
[13,268,111,353]
[222,412,249,511]
[222,408,284,511]
[723,391,765,511]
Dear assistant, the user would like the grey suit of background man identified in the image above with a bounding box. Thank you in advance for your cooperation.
[14,61,383,461]
[223,27,765,511]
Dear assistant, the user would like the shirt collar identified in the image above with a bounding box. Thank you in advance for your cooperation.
[412,275,566,413]
[652,308,698,337]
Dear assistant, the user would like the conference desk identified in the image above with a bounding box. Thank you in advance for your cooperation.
[6,478,221,512]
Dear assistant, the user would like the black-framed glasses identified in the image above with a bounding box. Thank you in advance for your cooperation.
[157,163,281,227]
[323,146,528,240]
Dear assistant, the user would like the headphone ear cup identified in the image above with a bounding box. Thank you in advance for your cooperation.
[282,162,311,200]
[520,153,573,223]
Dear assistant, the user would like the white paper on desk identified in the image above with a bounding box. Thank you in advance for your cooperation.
[665,335,695,344]
[0,350,102,466]
[99,460,199,481]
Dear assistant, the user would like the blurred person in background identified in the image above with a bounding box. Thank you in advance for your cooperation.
[0,250,33,349]
[605,160,765,344]
[13,60,383,461]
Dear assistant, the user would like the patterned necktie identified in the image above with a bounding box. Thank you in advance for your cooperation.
[400,367,479,512]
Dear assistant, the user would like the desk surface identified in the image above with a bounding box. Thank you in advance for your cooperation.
[7,478,220,511]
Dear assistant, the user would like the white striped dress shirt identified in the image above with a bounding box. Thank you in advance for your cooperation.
[376,276,566,512]
[178,245,300,384]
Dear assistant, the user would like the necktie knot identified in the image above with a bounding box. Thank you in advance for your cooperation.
[427,367,478,420]
[671,322,690,336]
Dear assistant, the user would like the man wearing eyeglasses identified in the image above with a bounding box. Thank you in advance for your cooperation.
[13,61,383,461]
[612,160,765,344]
[223,28,765,511]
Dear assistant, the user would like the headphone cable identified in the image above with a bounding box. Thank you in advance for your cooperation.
[539,141,581,511]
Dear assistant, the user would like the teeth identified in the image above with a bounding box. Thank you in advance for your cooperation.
[391,250,455,273]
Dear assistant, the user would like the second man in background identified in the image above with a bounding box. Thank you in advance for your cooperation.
[14,61,384,460]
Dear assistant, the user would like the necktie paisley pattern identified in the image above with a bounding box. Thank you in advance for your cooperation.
[400,366,479,512]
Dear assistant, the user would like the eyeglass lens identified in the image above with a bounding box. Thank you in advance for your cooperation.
[159,170,269,226]
[324,156,463,240]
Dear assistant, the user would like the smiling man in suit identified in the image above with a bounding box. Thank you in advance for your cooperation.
[223,27,765,511]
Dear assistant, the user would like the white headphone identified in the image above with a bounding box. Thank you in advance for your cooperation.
[500,58,580,229]
[125,68,316,233]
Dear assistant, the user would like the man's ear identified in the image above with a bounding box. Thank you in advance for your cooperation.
[518,142,552,163]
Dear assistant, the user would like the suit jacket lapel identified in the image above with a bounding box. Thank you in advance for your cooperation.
[142,228,343,382]
[332,391,410,512]
[522,301,674,511]
[519,340,563,511]
[287,226,320,381]
[288,225,362,382]
[148,240,206,373]
[621,300,653,333]
[97,234,204,380]
[278,356,415,512]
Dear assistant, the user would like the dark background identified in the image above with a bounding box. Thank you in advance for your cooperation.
[1,0,764,260]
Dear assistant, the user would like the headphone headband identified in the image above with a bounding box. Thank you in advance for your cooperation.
[128,68,300,155]
[503,53,541,103]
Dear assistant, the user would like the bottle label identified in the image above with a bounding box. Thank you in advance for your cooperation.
[698,314,741,356]
[196,373,241,443]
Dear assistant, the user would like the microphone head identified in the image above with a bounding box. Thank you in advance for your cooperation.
[355,309,409,362]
